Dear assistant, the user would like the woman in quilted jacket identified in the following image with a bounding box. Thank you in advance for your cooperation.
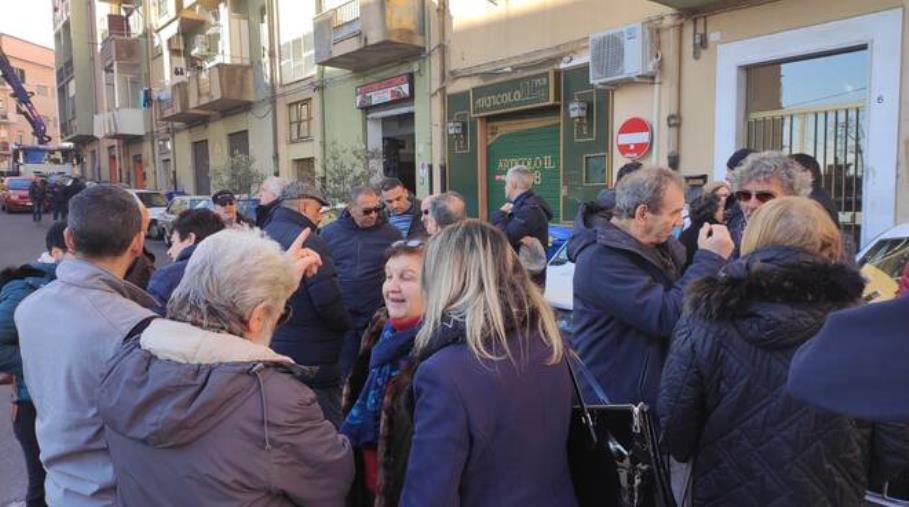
[658,196,909,506]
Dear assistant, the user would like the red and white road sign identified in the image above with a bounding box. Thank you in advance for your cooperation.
[616,117,652,160]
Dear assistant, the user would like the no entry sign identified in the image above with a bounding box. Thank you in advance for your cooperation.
[616,117,652,160]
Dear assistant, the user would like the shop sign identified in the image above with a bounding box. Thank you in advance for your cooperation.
[470,71,559,117]
[356,74,413,109]
[616,117,652,160]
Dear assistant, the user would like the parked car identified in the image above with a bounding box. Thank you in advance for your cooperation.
[0,176,42,213]
[856,222,909,302]
[127,189,168,239]
[160,194,211,246]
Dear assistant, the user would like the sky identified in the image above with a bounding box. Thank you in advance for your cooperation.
[0,0,55,48]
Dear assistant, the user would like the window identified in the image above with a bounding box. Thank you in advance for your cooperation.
[155,0,169,19]
[13,67,25,84]
[278,0,315,84]
[293,158,316,185]
[289,100,312,141]
[228,130,250,157]
[36,85,48,96]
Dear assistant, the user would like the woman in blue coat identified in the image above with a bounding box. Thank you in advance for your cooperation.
[401,220,577,507]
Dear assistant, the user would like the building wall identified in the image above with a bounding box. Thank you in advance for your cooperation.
[0,35,59,170]
[275,81,320,180]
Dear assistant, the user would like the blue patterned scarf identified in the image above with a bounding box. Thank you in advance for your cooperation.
[341,321,419,446]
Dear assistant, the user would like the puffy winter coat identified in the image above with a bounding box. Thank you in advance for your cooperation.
[265,207,352,388]
[0,262,56,403]
[146,244,196,313]
[98,318,354,506]
[568,202,726,405]
[491,190,553,287]
[322,212,402,327]
[659,247,909,506]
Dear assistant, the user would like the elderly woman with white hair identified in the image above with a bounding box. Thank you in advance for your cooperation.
[98,228,354,506]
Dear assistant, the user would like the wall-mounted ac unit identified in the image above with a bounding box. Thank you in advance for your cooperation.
[589,23,656,87]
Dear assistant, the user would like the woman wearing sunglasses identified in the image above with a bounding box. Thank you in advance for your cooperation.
[97,228,355,506]
[341,238,426,506]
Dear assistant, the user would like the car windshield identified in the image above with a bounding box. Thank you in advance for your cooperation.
[137,192,167,208]
[8,179,31,190]
[859,237,909,281]
[549,243,571,267]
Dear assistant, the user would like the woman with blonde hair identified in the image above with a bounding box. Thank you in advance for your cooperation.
[400,220,577,507]
[658,196,908,506]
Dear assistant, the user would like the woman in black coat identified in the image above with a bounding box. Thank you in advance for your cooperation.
[658,196,909,506]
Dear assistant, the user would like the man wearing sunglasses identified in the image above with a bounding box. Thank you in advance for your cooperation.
[729,152,812,256]
[322,186,402,379]
[211,189,254,227]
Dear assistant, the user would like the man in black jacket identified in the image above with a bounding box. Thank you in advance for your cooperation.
[491,165,553,288]
[255,176,288,228]
[264,182,352,426]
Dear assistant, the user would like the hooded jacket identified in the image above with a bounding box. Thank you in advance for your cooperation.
[0,262,56,403]
[567,202,726,405]
[98,318,354,506]
[658,248,909,506]
[265,206,352,387]
[491,190,553,287]
[146,243,196,312]
[322,211,402,325]
[15,258,159,506]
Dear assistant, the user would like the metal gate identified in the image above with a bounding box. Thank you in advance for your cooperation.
[746,103,864,243]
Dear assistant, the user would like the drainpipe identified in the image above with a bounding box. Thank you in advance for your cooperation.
[437,0,447,193]
[318,65,326,187]
[666,17,683,171]
[267,0,279,177]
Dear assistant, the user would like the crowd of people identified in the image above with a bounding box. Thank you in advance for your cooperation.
[0,150,906,507]
[26,175,85,223]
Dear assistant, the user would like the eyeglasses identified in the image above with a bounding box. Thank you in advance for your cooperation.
[360,206,383,216]
[392,239,425,249]
[734,190,776,204]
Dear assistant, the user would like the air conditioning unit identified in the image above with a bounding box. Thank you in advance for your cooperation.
[190,34,217,59]
[167,35,185,52]
[589,23,656,87]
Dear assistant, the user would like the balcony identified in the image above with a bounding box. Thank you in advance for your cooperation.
[94,109,145,139]
[56,59,74,85]
[101,36,140,69]
[314,0,425,72]
[154,0,208,32]
[53,0,70,28]
[187,63,254,112]
[156,81,211,123]
[184,0,221,8]
[646,0,767,12]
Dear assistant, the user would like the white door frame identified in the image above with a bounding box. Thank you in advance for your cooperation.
[714,8,903,246]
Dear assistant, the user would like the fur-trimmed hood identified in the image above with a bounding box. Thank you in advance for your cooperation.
[684,247,865,349]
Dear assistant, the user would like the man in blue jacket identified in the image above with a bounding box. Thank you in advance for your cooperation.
[491,165,553,288]
[322,186,402,379]
[147,208,225,312]
[265,182,352,424]
[568,167,733,406]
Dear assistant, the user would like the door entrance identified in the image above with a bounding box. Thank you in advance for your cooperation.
[108,146,118,184]
[132,155,145,189]
[485,115,560,220]
[192,140,210,195]
[381,114,415,191]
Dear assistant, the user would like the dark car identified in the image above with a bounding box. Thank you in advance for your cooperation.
[0,177,45,213]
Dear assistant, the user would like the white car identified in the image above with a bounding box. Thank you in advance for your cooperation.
[127,189,169,240]
[543,221,909,333]
[160,195,211,246]
[856,222,909,302]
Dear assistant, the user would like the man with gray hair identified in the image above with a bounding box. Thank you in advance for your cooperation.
[256,175,289,228]
[15,185,160,506]
[491,165,553,287]
[264,181,352,424]
[728,151,812,255]
[568,167,733,406]
[424,191,467,236]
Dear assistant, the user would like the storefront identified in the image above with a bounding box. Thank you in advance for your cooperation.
[359,74,417,191]
[446,66,611,222]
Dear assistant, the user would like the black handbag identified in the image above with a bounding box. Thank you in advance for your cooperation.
[566,356,675,507]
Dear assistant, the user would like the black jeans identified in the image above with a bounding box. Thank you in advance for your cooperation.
[12,401,46,507]
[31,203,42,222]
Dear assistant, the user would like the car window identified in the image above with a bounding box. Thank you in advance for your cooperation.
[137,192,168,208]
[549,243,571,267]
[168,199,187,215]
[8,179,31,190]
[858,238,909,281]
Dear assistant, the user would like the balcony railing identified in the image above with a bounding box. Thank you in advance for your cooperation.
[94,109,145,139]
[156,81,211,123]
[56,59,74,85]
[314,0,425,72]
[101,36,140,68]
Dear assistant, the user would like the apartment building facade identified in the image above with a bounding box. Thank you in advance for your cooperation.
[0,34,60,171]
